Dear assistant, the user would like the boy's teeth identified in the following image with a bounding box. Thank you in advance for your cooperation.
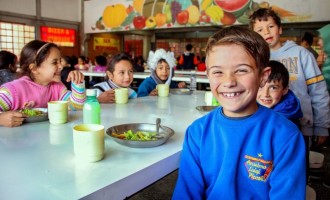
[224,93,239,97]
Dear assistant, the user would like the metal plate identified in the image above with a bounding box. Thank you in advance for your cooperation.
[23,108,48,123]
[106,123,174,148]
[170,89,193,95]
[196,106,218,112]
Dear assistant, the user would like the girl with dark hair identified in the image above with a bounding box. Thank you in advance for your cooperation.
[0,50,18,85]
[92,53,137,103]
[0,40,86,127]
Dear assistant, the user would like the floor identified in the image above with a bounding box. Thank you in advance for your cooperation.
[126,141,330,200]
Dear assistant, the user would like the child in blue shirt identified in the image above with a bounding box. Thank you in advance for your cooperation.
[137,49,186,97]
[173,26,306,199]
[257,60,303,128]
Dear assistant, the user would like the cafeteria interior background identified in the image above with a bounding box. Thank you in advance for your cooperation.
[1,0,330,199]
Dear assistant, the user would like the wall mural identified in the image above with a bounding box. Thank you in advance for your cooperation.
[84,0,330,33]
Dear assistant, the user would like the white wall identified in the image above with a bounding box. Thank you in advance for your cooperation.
[0,0,81,22]
[41,0,81,22]
[0,0,36,15]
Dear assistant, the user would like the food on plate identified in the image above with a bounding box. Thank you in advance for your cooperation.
[21,109,46,117]
[112,129,157,141]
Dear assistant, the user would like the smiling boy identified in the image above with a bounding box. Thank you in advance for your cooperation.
[257,60,303,128]
[172,26,306,199]
[249,8,330,146]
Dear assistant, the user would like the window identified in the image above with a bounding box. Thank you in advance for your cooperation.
[0,22,35,56]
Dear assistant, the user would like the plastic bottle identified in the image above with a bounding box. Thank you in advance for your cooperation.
[190,73,197,91]
[83,89,101,124]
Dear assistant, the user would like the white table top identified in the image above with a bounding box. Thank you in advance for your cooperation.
[0,91,208,199]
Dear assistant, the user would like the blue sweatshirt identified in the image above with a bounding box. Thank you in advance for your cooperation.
[272,89,303,127]
[271,41,330,136]
[173,106,306,200]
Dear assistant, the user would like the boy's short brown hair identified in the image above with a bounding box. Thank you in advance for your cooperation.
[249,8,281,29]
[205,26,270,73]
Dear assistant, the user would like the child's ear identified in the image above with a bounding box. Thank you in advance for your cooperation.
[29,63,37,74]
[282,87,289,96]
[260,66,271,87]
[106,71,113,80]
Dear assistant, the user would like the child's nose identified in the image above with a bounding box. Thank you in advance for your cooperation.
[222,75,236,87]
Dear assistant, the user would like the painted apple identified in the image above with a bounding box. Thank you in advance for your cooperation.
[199,11,211,24]
[133,16,146,29]
[176,10,189,25]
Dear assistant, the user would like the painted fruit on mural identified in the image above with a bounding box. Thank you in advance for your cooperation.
[133,16,146,29]
[214,0,251,18]
[176,10,189,25]
[90,0,306,32]
[102,4,128,28]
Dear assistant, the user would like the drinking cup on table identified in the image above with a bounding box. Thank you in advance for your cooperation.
[157,84,169,97]
[47,101,68,124]
[73,124,105,163]
[204,91,213,106]
[158,96,169,109]
[115,88,128,104]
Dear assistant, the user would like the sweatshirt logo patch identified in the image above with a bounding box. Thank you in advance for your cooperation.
[244,154,273,182]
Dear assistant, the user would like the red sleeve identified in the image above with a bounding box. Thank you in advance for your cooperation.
[178,55,184,65]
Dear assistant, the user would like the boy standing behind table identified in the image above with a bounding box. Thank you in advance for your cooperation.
[250,8,330,156]
[257,60,303,128]
[250,9,330,186]
[173,26,306,199]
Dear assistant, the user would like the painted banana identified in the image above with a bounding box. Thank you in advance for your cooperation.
[205,5,224,23]
[200,0,213,11]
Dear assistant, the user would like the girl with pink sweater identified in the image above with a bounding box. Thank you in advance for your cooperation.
[0,40,86,127]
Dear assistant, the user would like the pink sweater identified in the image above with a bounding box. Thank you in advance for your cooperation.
[0,76,85,111]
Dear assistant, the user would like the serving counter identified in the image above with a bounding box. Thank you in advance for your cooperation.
[0,91,208,199]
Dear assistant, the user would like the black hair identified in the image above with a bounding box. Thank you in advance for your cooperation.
[95,55,107,66]
[249,8,282,29]
[19,40,59,78]
[0,50,17,72]
[267,60,289,88]
[107,52,133,73]
[301,32,314,46]
[186,44,193,51]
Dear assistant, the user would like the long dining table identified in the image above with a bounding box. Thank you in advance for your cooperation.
[0,91,209,199]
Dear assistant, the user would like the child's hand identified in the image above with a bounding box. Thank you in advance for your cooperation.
[98,89,115,103]
[66,70,84,85]
[178,82,186,88]
[0,111,26,127]
[149,89,158,96]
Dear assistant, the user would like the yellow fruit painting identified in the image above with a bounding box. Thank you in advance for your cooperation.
[133,0,144,15]
[102,4,128,28]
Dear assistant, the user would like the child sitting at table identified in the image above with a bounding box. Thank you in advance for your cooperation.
[0,40,86,127]
[137,49,186,97]
[172,26,306,199]
[257,60,303,128]
[92,53,137,103]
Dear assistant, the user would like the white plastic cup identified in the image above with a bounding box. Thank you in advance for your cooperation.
[157,84,169,97]
[48,101,68,124]
[73,124,105,163]
[115,88,128,104]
